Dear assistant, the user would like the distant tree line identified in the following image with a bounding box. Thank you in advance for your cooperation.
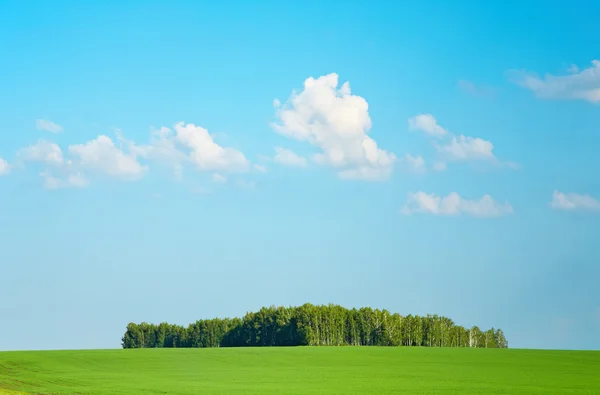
[121,304,508,349]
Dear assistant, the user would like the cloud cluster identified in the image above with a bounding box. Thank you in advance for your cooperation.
[401,191,513,218]
[407,114,511,170]
[271,73,396,181]
[11,121,252,189]
[129,122,249,179]
[508,60,600,103]
[550,190,600,212]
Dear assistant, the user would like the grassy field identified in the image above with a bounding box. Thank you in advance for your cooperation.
[1,347,599,394]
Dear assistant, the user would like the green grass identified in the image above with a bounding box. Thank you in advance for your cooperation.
[1,347,599,394]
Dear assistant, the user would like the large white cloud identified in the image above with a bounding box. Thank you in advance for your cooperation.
[508,60,600,103]
[272,73,396,181]
[69,135,147,180]
[550,190,600,212]
[36,119,63,134]
[0,157,10,175]
[401,191,513,218]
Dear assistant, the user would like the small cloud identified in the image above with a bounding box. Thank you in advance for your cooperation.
[457,80,498,99]
[401,191,513,218]
[212,173,228,183]
[567,64,579,74]
[436,135,496,162]
[408,114,449,138]
[190,186,210,195]
[337,165,392,181]
[17,140,65,167]
[273,98,281,108]
[399,154,426,173]
[36,119,64,134]
[0,157,10,175]
[237,179,256,190]
[508,60,600,103]
[432,161,447,172]
[69,135,147,181]
[253,164,267,173]
[273,147,308,168]
[550,190,600,212]
[406,114,515,170]
[40,171,88,190]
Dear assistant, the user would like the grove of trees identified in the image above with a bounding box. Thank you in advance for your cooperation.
[121,303,508,349]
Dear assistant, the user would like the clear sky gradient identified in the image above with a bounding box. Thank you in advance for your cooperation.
[1,0,599,351]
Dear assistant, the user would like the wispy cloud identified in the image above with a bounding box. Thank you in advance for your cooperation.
[550,190,600,212]
[36,119,64,134]
[457,80,498,99]
[508,60,600,103]
[407,114,516,171]
[401,191,513,218]
[273,147,308,168]
[0,157,10,175]
[408,114,449,138]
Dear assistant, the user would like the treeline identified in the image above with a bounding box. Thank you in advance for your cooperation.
[122,304,507,349]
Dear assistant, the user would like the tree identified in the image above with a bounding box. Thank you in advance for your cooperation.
[121,304,508,350]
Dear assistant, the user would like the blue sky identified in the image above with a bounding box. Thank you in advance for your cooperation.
[1,0,599,351]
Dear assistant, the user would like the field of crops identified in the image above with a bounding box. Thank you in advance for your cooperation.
[1,347,599,394]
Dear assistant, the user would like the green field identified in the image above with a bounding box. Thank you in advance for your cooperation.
[1,347,599,394]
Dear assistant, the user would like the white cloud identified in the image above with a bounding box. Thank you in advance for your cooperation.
[433,161,447,171]
[509,60,600,103]
[407,114,513,168]
[174,122,249,172]
[122,127,185,180]
[399,154,425,173]
[36,119,63,134]
[40,171,88,190]
[338,165,392,181]
[272,73,396,181]
[273,147,308,168]
[0,157,10,175]
[457,80,497,99]
[131,123,250,175]
[436,135,496,162]
[237,179,256,189]
[550,190,600,212]
[408,114,449,138]
[68,135,147,180]
[17,140,66,167]
[401,191,513,218]
[253,164,267,173]
[212,173,227,183]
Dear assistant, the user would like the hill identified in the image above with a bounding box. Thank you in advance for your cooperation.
[1,347,599,394]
